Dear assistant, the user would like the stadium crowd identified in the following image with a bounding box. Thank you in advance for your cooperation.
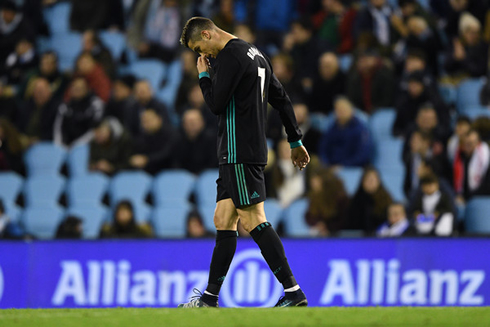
[0,0,490,240]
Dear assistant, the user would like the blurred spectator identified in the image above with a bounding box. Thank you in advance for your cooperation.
[182,83,216,131]
[233,23,256,44]
[134,79,170,136]
[377,203,416,237]
[55,216,83,239]
[393,71,450,137]
[269,139,306,208]
[454,129,490,201]
[318,97,372,168]
[305,167,349,236]
[309,52,345,114]
[445,12,488,80]
[129,109,176,174]
[283,18,329,90]
[173,108,218,174]
[53,77,104,148]
[0,118,25,174]
[312,0,357,54]
[89,118,132,175]
[472,116,490,142]
[410,174,455,236]
[128,0,181,63]
[355,0,398,48]
[72,52,111,103]
[292,103,321,156]
[0,1,35,70]
[397,49,435,94]
[82,30,116,78]
[447,116,472,162]
[18,51,69,101]
[0,80,19,124]
[70,0,125,32]
[20,78,59,142]
[347,167,393,234]
[2,38,37,85]
[104,75,140,135]
[271,53,304,102]
[100,200,153,239]
[212,0,235,32]
[175,49,199,115]
[403,16,442,77]
[409,158,455,201]
[445,0,487,40]
[403,130,432,197]
[0,199,10,238]
[346,49,395,113]
[187,210,214,238]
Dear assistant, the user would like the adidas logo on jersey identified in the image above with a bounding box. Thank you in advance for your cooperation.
[251,191,260,199]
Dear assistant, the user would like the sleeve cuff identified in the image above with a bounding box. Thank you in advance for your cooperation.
[289,140,303,149]
[199,71,210,79]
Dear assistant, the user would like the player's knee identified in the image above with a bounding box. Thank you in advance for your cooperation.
[213,214,237,230]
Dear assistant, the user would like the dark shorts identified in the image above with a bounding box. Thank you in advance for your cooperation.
[216,163,266,208]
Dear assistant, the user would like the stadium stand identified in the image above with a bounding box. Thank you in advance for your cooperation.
[465,197,490,234]
[23,205,65,239]
[24,143,66,177]
[152,203,192,238]
[152,170,195,206]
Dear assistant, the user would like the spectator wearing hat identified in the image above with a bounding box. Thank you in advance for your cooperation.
[346,48,395,114]
[104,75,140,136]
[393,70,450,137]
[0,1,35,70]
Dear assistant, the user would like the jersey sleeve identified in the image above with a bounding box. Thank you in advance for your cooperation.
[268,73,303,143]
[199,50,243,115]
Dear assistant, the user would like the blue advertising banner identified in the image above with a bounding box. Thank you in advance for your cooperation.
[0,238,488,308]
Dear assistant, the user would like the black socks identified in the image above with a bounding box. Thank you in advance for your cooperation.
[250,222,297,289]
[205,230,238,296]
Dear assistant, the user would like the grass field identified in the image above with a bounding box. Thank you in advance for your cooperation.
[0,307,488,327]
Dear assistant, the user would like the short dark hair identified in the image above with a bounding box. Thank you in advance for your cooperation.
[420,174,439,186]
[180,17,216,48]
[456,115,471,125]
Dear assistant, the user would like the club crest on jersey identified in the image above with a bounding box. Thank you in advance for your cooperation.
[247,47,264,60]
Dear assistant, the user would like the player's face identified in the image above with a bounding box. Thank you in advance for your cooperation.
[189,39,218,59]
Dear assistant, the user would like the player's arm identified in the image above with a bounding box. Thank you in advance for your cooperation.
[197,52,243,115]
[268,73,310,170]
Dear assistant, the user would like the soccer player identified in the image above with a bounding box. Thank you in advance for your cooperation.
[178,17,310,308]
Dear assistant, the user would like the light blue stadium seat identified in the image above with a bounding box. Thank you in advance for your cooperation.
[128,59,167,91]
[379,169,406,203]
[456,78,485,113]
[438,84,457,105]
[309,113,331,132]
[4,203,22,223]
[283,198,311,237]
[24,142,66,177]
[66,144,89,176]
[50,33,83,72]
[23,205,65,239]
[460,106,490,120]
[66,173,109,207]
[157,59,183,111]
[109,171,152,206]
[66,205,109,239]
[43,1,72,34]
[100,31,126,61]
[195,169,219,206]
[336,167,363,196]
[339,54,353,73]
[24,175,66,207]
[264,199,283,228]
[197,204,216,232]
[152,203,191,238]
[0,172,23,204]
[369,109,396,142]
[152,170,195,206]
[373,138,404,171]
[465,197,490,234]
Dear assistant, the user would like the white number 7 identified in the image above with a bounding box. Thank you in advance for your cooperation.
[258,67,265,102]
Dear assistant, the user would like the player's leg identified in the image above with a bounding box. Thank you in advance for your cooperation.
[201,198,239,305]
[238,203,307,307]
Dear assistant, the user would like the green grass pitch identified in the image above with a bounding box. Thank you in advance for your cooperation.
[0,307,488,327]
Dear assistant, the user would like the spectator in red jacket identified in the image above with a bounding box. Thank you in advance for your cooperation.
[70,52,112,103]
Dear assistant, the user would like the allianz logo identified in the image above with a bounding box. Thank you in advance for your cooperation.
[320,260,485,305]
[51,249,280,307]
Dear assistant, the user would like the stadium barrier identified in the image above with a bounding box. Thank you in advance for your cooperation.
[0,238,488,308]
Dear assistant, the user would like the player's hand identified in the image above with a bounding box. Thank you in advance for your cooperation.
[291,145,310,171]
[197,55,210,74]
